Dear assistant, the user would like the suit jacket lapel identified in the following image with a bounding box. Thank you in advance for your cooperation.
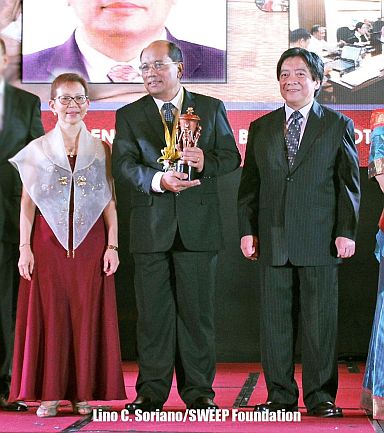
[290,101,323,173]
[272,107,289,172]
[46,33,89,80]
[181,88,196,115]
[142,95,167,148]
[166,31,202,78]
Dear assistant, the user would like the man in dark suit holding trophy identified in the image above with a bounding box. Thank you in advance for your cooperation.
[112,40,240,412]
[0,37,44,410]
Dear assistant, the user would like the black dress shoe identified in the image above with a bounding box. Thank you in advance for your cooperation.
[307,401,343,418]
[125,395,163,414]
[0,395,28,412]
[254,401,298,413]
[187,397,219,410]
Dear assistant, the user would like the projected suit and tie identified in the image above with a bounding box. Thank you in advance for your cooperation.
[22,0,226,84]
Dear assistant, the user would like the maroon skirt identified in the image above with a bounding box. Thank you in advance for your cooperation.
[9,215,127,402]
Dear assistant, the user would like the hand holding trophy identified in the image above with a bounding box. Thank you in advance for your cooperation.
[158,107,202,181]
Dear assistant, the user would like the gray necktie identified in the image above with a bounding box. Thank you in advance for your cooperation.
[285,111,303,167]
[162,102,175,132]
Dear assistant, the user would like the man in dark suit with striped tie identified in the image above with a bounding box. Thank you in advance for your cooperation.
[0,37,44,411]
[238,48,360,418]
[112,40,240,412]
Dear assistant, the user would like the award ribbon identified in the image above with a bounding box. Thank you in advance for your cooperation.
[157,107,181,168]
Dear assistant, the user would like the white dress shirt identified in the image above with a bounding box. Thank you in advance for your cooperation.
[74,28,145,83]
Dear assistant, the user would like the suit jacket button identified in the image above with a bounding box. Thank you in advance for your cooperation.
[286,176,291,181]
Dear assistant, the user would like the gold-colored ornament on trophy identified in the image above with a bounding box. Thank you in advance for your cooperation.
[157,107,202,180]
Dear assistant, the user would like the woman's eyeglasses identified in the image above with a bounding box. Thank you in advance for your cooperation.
[54,95,88,105]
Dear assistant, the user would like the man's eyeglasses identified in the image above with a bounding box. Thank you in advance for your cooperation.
[54,95,88,105]
[139,61,179,74]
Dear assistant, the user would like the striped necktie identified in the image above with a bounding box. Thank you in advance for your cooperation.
[285,111,303,167]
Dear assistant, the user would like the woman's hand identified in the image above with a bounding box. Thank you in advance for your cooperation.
[103,248,119,276]
[18,245,34,280]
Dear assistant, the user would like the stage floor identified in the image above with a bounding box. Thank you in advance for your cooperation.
[1,362,383,433]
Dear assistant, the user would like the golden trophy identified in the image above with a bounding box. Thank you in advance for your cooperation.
[175,107,202,180]
[157,107,202,180]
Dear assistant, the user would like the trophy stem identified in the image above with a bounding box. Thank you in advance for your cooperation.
[176,160,195,181]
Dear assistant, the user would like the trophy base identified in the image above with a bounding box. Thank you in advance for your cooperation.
[176,161,196,181]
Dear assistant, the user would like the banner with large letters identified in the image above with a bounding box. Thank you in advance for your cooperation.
[41,107,374,167]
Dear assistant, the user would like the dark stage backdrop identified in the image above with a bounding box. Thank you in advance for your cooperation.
[114,167,382,362]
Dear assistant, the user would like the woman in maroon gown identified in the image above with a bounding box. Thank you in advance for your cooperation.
[8,73,127,417]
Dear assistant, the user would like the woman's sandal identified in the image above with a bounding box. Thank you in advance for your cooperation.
[36,401,60,417]
[72,401,92,415]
